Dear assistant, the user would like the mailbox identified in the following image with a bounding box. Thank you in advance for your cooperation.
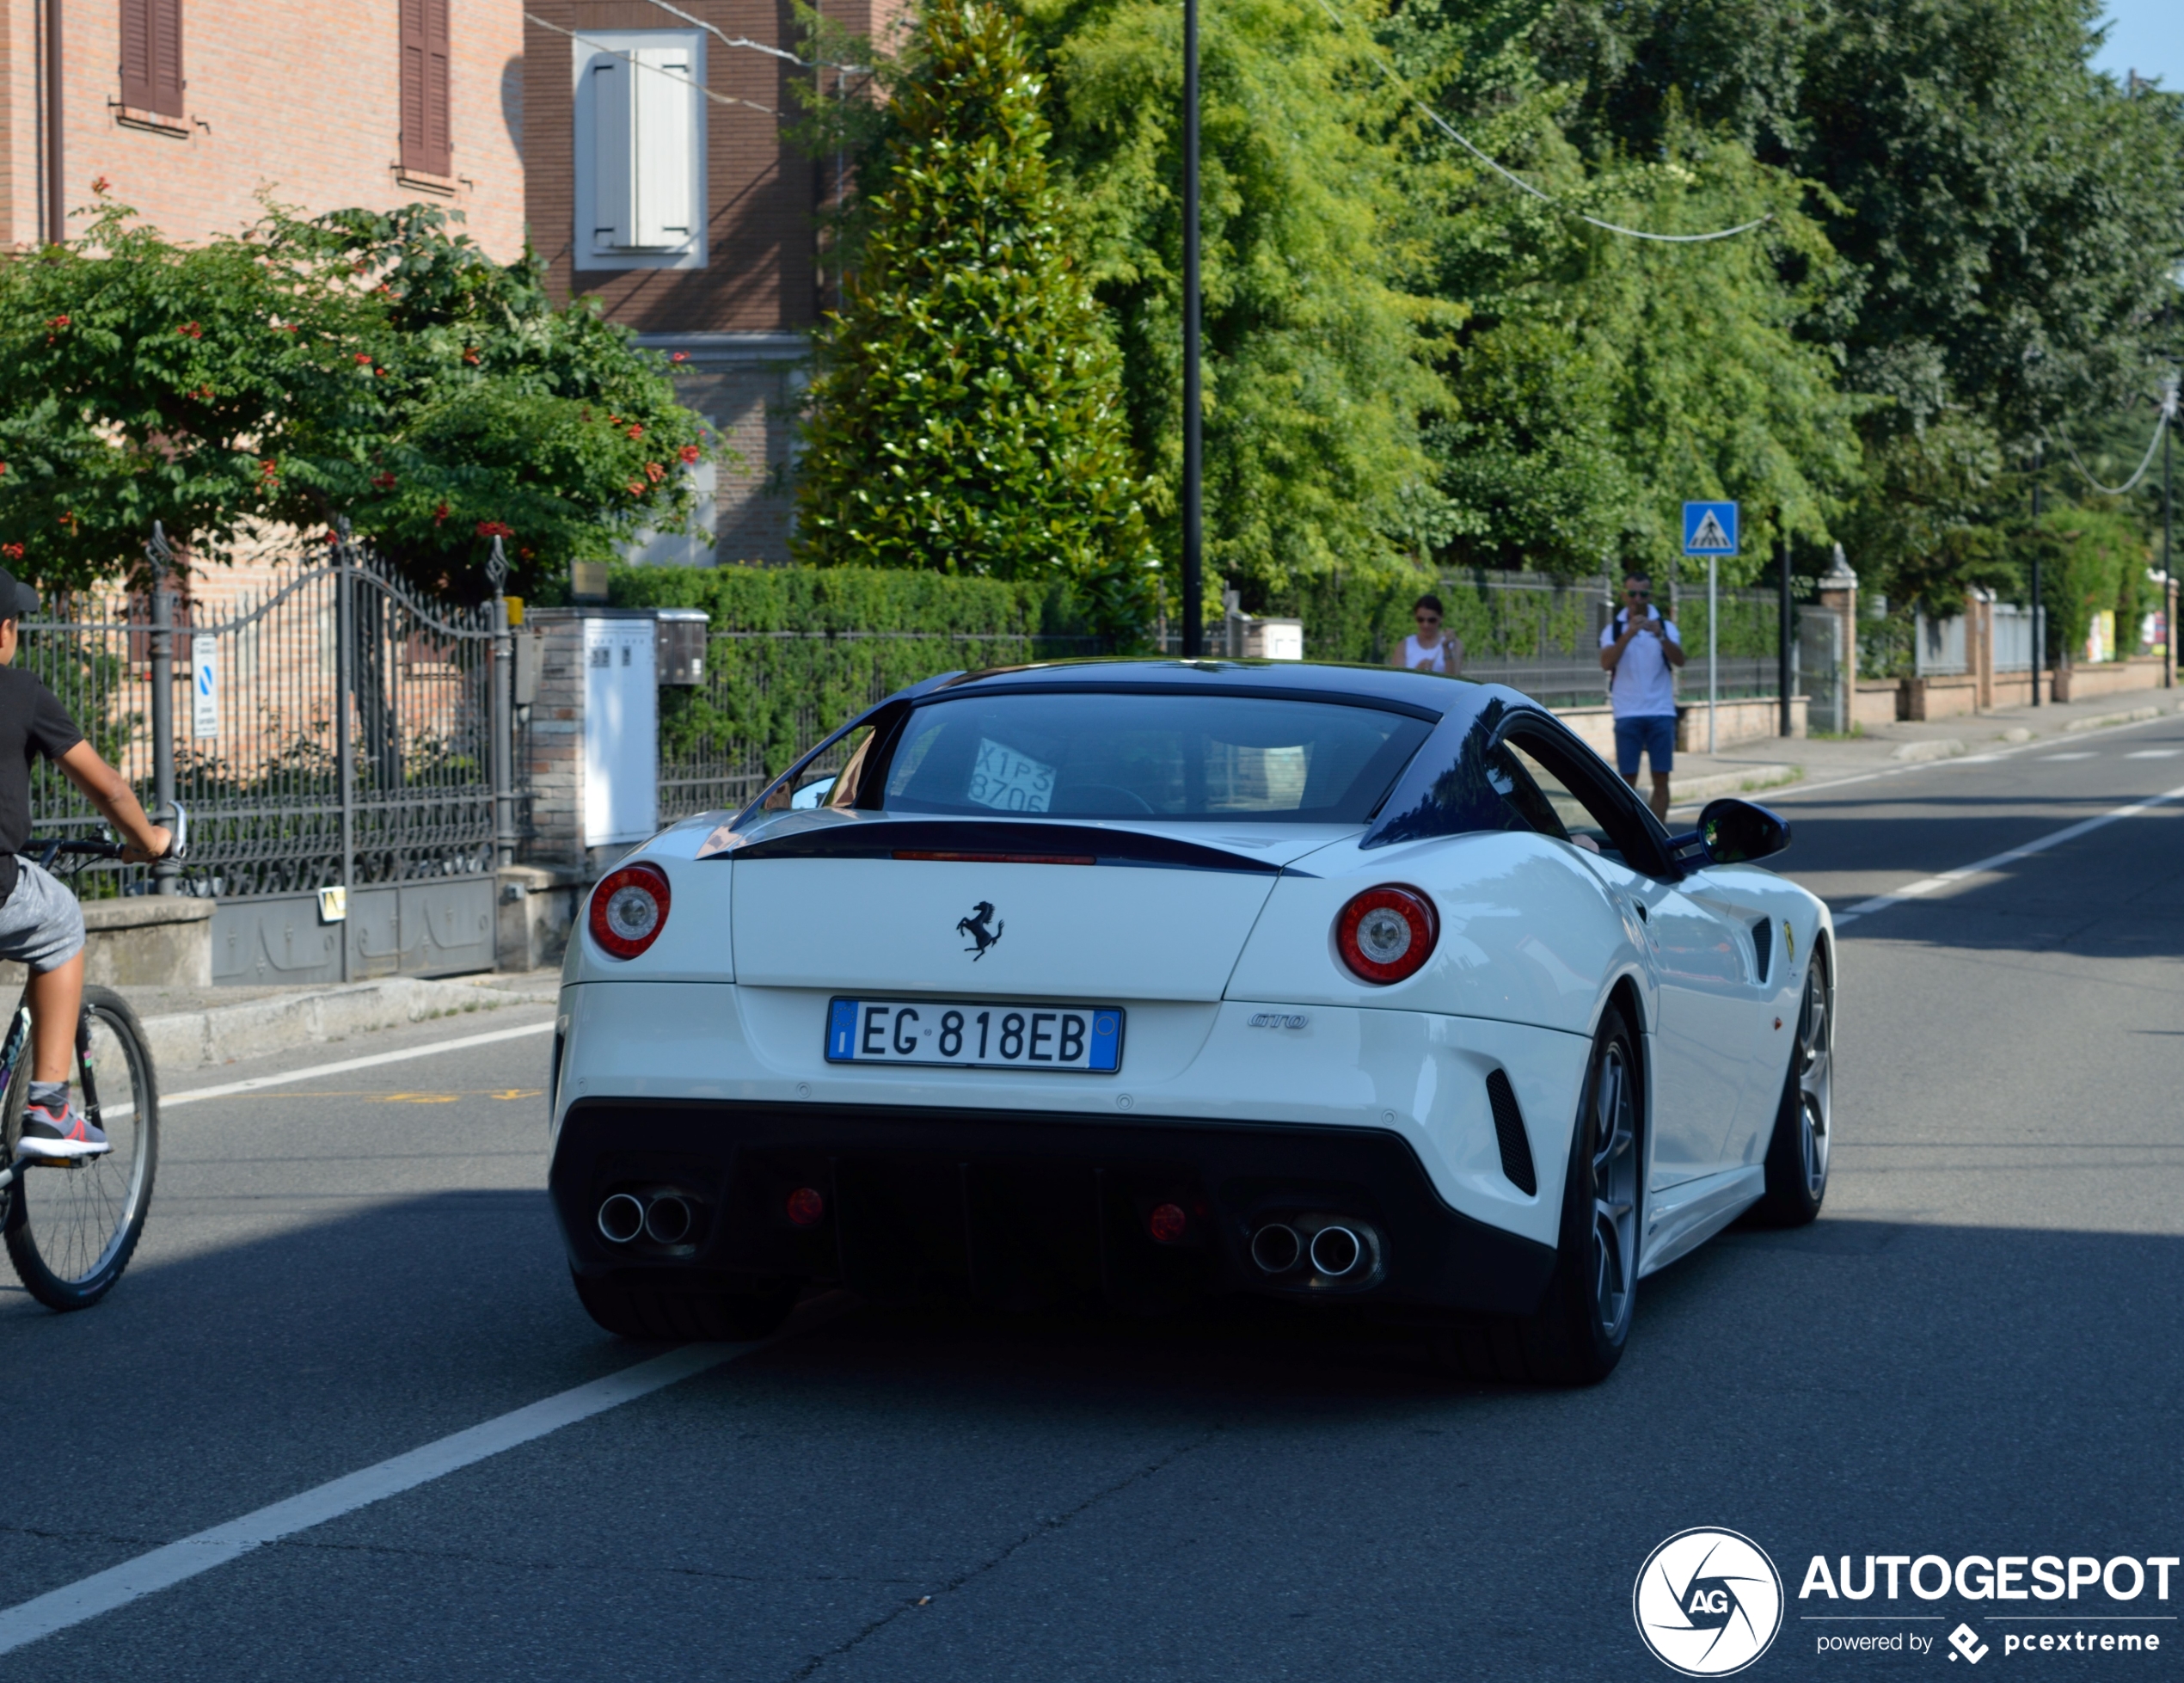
[655,608,709,686]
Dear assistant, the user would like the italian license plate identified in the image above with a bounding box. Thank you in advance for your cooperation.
[825,999,1124,1072]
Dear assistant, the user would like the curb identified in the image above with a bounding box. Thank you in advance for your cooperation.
[142,974,560,1075]
[2064,703,2170,734]
[1890,738,1967,763]
[1669,764,1802,807]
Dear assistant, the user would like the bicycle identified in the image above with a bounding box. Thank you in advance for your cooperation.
[0,804,187,1310]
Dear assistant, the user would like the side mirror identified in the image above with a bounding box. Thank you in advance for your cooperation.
[1671,798,1792,869]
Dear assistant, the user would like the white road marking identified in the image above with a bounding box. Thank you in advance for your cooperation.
[1832,782,2184,926]
[2126,749,2181,759]
[0,1342,748,1657]
[2039,752,2098,761]
[163,1020,555,1109]
[1667,707,2181,813]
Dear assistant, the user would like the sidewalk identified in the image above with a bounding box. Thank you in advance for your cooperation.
[113,969,561,1078]
[1660,691,2182,811]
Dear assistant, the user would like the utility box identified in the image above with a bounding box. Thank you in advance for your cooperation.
[582,615,658,848]
[655,608,709,685]
[512,628,541,709]
[1245,617,1304,660]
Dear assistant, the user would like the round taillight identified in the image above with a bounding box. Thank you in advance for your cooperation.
[589,863,672,960]
[1334,885,1439,985]
[786,1187,826,1227]
[1148,1202,1187,1244]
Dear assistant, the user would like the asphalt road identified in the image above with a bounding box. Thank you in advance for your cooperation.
[3,714,2182,1680]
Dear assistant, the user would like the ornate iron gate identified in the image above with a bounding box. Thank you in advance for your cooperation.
[24,528,501,984]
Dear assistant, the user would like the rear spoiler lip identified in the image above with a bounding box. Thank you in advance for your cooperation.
[727,819,1308,875]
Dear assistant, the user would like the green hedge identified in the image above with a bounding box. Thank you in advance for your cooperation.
[604,564,1107,814]
[606,562,1093,636]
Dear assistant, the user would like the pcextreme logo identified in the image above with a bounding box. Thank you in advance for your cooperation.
[1635,1528,1786,1676]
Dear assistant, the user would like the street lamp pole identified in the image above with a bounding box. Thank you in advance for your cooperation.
[2030,440,2043,707]
[2165,375,2176,690]
[1180,0,1204,658]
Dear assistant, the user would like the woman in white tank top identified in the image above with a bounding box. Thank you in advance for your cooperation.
[1389,593,1463,675]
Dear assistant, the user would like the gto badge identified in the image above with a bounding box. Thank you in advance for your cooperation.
[956,900,1003,960]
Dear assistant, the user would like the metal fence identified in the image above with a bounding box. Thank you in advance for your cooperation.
[654,630,1110,822]
[1412,574,1788,708]
[1915,610,1968,676]
[23,527,505,984]
[1992,603,2037,673]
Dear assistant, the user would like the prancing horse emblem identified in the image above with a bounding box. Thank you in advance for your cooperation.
[956,901,1003,961]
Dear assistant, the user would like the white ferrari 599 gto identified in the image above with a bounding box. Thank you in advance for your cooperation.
[549,660,1833,1384]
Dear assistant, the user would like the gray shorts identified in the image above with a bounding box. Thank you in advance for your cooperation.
[0,859,85,973]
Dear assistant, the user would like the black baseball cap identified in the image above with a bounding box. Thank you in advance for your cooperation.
[0,565,36,619]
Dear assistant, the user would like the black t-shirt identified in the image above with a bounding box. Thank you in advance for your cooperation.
[0,666,85,899]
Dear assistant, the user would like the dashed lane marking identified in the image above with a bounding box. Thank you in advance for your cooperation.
[2039,752,2098,760]
[1832,782,2184,927]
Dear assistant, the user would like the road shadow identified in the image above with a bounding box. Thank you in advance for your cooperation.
[0,1200,2180,1680]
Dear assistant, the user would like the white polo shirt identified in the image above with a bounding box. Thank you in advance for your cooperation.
[1600,610,1682,718]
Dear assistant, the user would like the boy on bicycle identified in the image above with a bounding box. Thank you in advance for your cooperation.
[0,566,170,1158]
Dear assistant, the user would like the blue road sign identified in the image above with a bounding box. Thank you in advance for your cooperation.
[1684,501,1739,556]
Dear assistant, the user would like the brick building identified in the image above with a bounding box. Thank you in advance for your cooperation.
[3,0,525,258]
[523,0,903,565]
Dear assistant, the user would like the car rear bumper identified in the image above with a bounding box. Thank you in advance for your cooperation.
[549,1097,1559,1318]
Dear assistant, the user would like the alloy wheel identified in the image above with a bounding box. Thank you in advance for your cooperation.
[1794,963,1831,1200]
[1590,1040,1638,1341]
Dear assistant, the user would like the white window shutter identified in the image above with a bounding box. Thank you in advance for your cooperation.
[629,49,695,250]
[590,56,634,253]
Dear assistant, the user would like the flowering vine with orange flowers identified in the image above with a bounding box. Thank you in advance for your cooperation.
[0,193,720,600]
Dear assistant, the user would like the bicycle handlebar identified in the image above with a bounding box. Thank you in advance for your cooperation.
[26,801,189,873]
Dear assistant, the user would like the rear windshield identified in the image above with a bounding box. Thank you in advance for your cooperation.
[874,691,1432,823]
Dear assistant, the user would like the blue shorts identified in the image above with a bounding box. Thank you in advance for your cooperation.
[1613,716,1675,778]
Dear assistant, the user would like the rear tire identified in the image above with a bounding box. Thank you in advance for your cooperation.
[1433,1002,1641,1386]
[1751,953,1831,1227]
[572,1272,801,1342]
[3,986,158,1311]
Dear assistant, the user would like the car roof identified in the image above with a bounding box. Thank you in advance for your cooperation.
[934,657,1500,721]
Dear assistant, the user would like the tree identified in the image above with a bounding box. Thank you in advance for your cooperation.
[0,193,709,597]
[1021,0,1455,610]
[1383,0,1864,580]
[1527,0,2184,606]
[794,0,1158,636]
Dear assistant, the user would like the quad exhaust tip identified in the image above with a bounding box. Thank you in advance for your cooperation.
[1248,1222,1302,1275]
[597,1192,646,1244]
[597,1191,696,1246]
[644,1195,694,1246]
[1248,1215,1381,1287]
[1309,1225,1362,1278]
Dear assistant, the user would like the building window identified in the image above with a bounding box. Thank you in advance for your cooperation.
[400,0,453,178]
[572,29,706,271]
[119,0,186,120]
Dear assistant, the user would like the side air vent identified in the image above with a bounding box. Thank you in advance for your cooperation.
[1751,917,1772,985]
[1485,1069,1537,1196]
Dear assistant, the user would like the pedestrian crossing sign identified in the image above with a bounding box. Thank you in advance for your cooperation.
[1684,501,1739,556]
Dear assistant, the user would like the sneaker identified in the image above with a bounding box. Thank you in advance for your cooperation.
[16,1097,108,1160]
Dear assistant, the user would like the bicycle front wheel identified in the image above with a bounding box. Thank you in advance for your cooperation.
[3,985,158,1310]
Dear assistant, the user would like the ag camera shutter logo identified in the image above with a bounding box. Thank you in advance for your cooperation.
[1634,1528,1785,1675]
